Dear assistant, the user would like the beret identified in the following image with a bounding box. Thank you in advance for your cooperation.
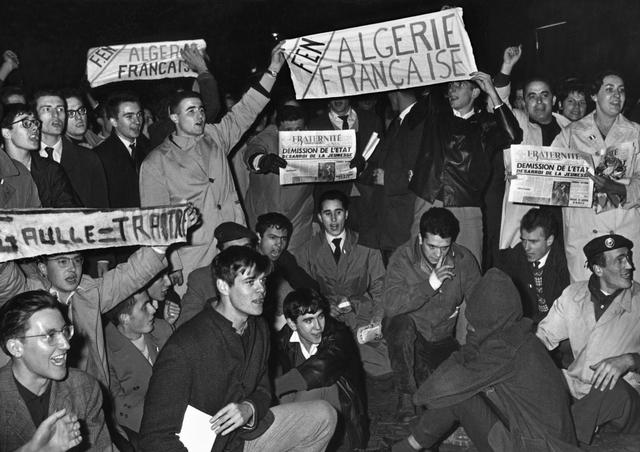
[583,234,633,261]
[214,222,256,245]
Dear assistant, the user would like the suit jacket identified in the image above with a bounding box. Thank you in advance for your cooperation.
[497,242,570,324]
[105,320,173,432]
[59,137,109,208]
[29,152,80,207]
[0,365,112,451]
[139,305,273,452]
[95,132,150,208]
[0,150,40,208]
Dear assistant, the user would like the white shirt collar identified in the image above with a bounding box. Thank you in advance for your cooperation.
[537,249,551,268]
[116,132,136,155]
[39,138,63,163]
[453,109,475,120]
[328,108,358,131]
[289,331,318,359]
[325,230,347,252]
[398,102,417,124]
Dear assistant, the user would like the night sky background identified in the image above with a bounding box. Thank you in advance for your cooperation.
[2,0,640,108]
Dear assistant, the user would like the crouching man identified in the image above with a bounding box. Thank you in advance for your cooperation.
[275,288,368,451]
[139,246,336,452]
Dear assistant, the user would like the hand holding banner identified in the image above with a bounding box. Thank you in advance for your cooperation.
[282,8,476,99]
[87,39,206,88]
[0,205,191,262]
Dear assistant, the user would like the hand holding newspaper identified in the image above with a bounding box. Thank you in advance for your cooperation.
[178,405,217,452]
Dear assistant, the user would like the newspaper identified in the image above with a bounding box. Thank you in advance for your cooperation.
[592,141,637,213]
[279,130,357,185]
[505,145,594,207]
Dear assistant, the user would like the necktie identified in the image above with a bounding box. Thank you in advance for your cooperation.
[339,115,349,130]
[129,142,137,159]
[332,238,342,263]
[532,261,548,313]
[44,146,55,161]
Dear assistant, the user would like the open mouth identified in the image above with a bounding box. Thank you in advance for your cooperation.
[51,353,67,366]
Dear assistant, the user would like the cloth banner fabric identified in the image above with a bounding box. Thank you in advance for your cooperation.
[0,205,189,262]
[87,39,206,87]
[282,8,477,99]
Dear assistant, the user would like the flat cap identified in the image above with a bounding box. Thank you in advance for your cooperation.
[214,222,256,245]
[583,234,633,261]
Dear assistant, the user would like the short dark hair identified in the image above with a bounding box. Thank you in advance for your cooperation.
[255,212,293,237]
[317,189,349,212]
[0,103,34,129]
[419,207,459,241]
[0,86,26,105]
[276,105,305,126]
[32,89,64,110]
[556,78,589,104]
[168,90,202,115]
[283,288,329,321]
[60,88,85,104]
[587,252,608,272]
[211,246,271,287]
[523,76,554,96]
[0,290,61,355]
[105,92,140,119]
[592,70,625,96]
[520,208,558,239]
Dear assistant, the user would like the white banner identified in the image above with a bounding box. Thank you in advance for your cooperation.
[505,145,594,208]
[282,8,477,99]
[0,205,189,262]
[87,39,206,88]
[279,130,356,185]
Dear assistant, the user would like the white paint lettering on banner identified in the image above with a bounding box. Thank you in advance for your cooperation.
[87,39,206,88]
[282,8,476,99]
[0,205,189,262]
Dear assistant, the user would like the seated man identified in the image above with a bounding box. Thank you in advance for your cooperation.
[383,207,480,421]
[139,246,337,451]
[385,270,578,452]
[0,290,112,451]
[497,207,570,324]
[275,288,368,451]
[537,234,640,445]
[105,289,175,444]
[299,190,389,378]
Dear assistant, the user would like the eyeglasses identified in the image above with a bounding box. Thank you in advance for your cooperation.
[19,324,74,346]
[10,118,41,129]
[67,107,87,119]
[47,255,84,268]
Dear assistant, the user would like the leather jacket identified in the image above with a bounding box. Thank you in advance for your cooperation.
[275,317,369,449]
[409,104,522,207]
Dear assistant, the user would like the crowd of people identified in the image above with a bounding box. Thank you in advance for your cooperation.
[0,19,639,452]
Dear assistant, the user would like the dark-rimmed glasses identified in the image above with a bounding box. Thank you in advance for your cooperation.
[10,118,41,129]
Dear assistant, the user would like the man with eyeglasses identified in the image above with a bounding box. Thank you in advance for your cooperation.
[0,206,198,388]
[537,234,640,445]
[94,92,151,211]
[1,103,79,208]
[0,290,112,451]
[383,207,481,422]
[33,89,109,209]
[62,89,102,149]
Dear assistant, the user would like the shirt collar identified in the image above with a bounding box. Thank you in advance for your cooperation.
[537,249,551,268]
[325,230,347,251]
[452,109,475,120]
[116,132,136,153]
[328,108,358,130]
[289,331,319,359]
[398,102,417,124]
[39,138,63,163]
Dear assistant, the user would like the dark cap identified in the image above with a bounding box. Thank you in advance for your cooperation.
[583,234,633,262]
[214,222,256,245]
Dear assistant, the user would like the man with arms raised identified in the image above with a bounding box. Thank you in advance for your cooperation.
[140,246,336,452]
[140,43,285,296]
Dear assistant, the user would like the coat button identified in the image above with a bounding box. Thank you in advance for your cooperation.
[217,204,222,210]
[592,229,598,234]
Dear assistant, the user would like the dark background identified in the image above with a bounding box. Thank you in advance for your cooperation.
[2,0,639,106]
